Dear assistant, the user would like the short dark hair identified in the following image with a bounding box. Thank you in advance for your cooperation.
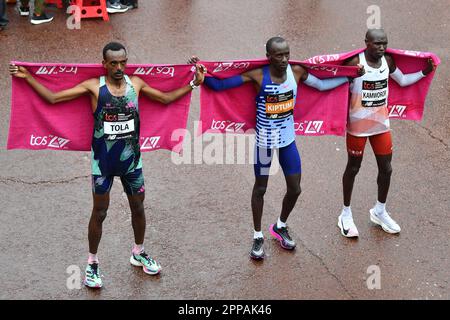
[266,36,286,54]
[365,28,386,41]
[102,42,127,60]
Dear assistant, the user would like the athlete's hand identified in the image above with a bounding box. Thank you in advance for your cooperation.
[356,64,365,76]
[9,64,31,79]
[422,58,436,76]
[193,64,207,86]
[188,56,200,64]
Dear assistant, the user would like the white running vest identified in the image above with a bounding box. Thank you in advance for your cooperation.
[347,52,390,137]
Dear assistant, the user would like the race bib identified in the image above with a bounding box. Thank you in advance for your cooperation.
[265,90,294,119]
[103,111,135,140]
[361,79,388,107]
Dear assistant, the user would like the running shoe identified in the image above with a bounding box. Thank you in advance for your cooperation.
[107,2,129,13]
[18,6,30,16]
[130,251,161,275]
[337,212,359,238]
[30,13,54,25]
[84,263,102,288]
[121,0,138,9]
[370,208,401,234]
[250,237,265,260]
[269,224,296,250]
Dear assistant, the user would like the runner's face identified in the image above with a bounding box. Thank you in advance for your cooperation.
[103,49,128,81]
[267,41,290,72]
[366,34,388,60]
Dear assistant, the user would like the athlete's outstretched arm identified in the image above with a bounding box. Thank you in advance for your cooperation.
[187,55,256,91]
[386,55,436,87]
[9,64,93,104]
[302,73,348,91]
[292,64,357,92]
[136,64,205,104]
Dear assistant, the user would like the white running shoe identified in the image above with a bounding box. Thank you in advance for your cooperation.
[107,2,129,13]
[337,212,359,238]
[369,208,401,234]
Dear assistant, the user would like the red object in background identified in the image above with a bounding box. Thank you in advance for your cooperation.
[69,0,109,21]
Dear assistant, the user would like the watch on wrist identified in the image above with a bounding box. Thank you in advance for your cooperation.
[190,79,199,90]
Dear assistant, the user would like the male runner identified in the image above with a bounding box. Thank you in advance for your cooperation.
[190,36,363,260]
[10,42,205,288]
[338,29,435,237]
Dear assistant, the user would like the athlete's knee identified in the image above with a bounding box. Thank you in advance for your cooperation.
[287,185,302,197]
[92,200,109,222]
[379,164,393,177]
[252,185,267,198]
[130,201,145,216]
[345,162,361,176]
[92,206,108,222]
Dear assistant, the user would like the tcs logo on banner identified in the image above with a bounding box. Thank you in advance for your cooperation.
[35,66,78,76]
[294,121,324,134]
[30,134,70,149]
[388,105,407,118]
[211,119,246,132]
[140,136,161,150]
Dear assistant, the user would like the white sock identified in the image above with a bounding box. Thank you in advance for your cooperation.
[132,243,144,255]
[277,217,287,229]
[253,230,263,239]
[88,253,98,264]
[342,205,352,217]
[375,201,386,215]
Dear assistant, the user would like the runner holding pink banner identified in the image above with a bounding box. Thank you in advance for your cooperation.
[199,59,359,137]
[198,48,439,137]
[7,62,197,153]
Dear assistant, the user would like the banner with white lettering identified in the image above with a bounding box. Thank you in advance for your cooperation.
[7,62,194,152]
[199,48,440,136]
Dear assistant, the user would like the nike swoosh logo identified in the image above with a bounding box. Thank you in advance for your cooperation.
[341,217,349,235]
[380,68,387,73]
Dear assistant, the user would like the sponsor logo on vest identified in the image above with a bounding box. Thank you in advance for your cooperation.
[388,105,407,118]
[140,136,161,150]
[30,134,70,149]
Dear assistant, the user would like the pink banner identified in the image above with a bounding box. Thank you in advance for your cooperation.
[304,48,440,120]
[199,60,358,137]
[7,62,196,152]
[199,48,440,136]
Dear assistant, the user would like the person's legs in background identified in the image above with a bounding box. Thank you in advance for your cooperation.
[19,0,53,24]
[0,0,9,29]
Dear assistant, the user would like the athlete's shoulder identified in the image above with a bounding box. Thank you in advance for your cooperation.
[343,54,360,66]
[81,78,100,90]
[244,67,263,76]
[383,53,396,71]
[129,74,146,83]
[384,53,394,63]
[290,64,306,72]
[242,67,263,82]
[129,75,147,88]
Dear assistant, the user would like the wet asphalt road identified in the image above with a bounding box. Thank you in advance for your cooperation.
[0,0,449,300]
